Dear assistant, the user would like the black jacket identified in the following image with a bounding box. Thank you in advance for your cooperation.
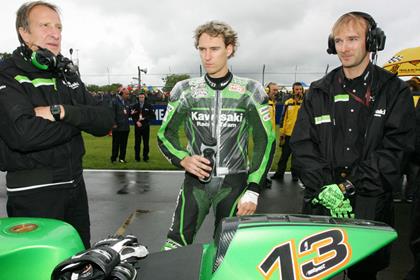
[112,95,130,131]
[0,47,114,192]
[131,100,155,127]
[290,64,415,198]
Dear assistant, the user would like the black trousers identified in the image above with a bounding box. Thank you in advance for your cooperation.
[302,192,393,279]
[134,125,150,161]
[275,136,297,178]
[7,177,91,249]
[111,130,129,161]
[405,174,420,279]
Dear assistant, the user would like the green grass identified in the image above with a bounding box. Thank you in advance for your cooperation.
[82,126,285,170]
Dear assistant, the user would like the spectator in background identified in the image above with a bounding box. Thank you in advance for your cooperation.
[111,86,130,163]
[265,82,280,188]
[271,82,304,182]
[131,92,155,162]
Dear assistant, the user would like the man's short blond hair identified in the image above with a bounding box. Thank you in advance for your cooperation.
[194,21,238,58]
[331,12,368,38]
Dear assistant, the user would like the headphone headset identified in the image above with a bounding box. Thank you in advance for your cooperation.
[265,82,274,94]
[291,82,304,96]
[23,45,79,78]
[327,11,386,55]
[30,47,58,70]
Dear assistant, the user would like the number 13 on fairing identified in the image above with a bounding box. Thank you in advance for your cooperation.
[257,228,351,279]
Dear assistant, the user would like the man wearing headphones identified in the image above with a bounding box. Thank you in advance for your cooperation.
[271,82,304,182]
[0,1,114,248]
[290,12,414,278]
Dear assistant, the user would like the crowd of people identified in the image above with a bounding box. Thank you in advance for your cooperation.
[1,1,420,279]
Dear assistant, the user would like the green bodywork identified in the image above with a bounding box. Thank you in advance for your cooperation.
[199,215,397,280]
[0,217,84,280]
[0,215,397,280]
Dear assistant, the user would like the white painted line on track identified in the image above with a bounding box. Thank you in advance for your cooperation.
[84,169,281,174]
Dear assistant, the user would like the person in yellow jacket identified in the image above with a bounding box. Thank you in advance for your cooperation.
[266,82,280,130]
[271,82,304,181]
[265,82,280,188]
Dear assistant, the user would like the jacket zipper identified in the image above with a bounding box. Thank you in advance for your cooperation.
[213,89,221,176]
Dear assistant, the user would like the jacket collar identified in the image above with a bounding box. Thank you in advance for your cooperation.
[12,46,46,74]
[312,63,397,98]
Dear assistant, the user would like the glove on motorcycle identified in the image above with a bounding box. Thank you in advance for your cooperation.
[330,198,355,218]
[312,184,345,210]
[93,235,148,264]
[51,246,120,280]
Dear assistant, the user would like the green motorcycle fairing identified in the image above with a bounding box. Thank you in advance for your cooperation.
[0,217,84,280]
[201,214,397,280]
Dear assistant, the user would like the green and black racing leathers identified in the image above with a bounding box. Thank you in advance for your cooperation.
[158,72,275,248]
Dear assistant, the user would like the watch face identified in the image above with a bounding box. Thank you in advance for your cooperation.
[51,105,61,120]
[52,105,60,114]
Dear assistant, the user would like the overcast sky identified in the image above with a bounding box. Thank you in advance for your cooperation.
[1,0,419,87]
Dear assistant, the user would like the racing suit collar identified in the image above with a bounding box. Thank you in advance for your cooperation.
[205,71,233,90]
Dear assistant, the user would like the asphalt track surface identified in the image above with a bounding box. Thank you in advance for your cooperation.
[0,170,414,279]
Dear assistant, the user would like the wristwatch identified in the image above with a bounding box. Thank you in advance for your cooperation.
[50,105,61,121]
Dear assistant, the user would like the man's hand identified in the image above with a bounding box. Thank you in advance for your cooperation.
[180,155,212,179]
[312,184,345,210]
[34,105,65,121]
[330,198,355,218]
[237,190,259,216]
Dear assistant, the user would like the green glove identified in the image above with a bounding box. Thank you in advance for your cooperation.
[330,198,355,218]
[312,184,345,210]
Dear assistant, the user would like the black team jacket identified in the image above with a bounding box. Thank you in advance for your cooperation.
[0,47,114,194]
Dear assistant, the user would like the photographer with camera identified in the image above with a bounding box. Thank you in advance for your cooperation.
[0,1,114,249]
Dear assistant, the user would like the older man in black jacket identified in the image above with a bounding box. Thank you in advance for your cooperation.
[0,1,114,248]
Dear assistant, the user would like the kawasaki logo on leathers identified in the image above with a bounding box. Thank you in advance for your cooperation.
[191,111,244,127]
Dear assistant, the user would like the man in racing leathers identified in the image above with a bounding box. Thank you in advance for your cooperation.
[158,21,275,250]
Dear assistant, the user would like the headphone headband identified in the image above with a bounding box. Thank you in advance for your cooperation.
[327,11,386,55]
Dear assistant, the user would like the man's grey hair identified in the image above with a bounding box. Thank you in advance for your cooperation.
[16,1,60,43]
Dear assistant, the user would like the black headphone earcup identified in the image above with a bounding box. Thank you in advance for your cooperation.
[372,27,386,51]
[327,35,336,54]
[31,48,57,71]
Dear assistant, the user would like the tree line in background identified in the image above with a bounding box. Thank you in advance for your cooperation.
[0,51,191,94]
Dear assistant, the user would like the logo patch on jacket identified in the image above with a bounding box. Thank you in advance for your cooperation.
[228,83,245,94]
[374,109,386,117]
[62,80,80,89]
[0,85,6,91]
[259,106,271,122]
[314,115,331,125]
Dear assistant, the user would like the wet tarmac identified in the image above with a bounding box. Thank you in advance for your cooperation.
[0,170,414,279]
